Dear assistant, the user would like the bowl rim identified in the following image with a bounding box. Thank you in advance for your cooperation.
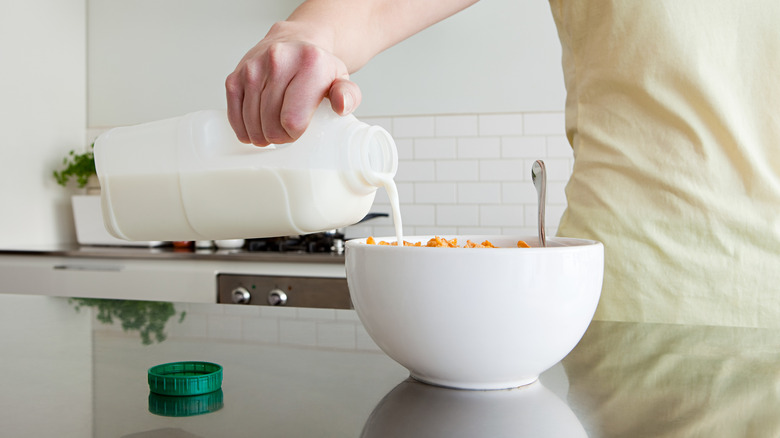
[345,235,602,252]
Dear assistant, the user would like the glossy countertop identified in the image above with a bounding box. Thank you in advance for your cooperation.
[2,293,779,437]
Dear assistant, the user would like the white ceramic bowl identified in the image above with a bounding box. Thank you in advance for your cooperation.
[345,235,603,390]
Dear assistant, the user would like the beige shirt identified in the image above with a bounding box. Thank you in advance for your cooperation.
[549,0,780,327]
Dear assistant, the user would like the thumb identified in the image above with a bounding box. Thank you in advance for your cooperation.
[328,77,362,116]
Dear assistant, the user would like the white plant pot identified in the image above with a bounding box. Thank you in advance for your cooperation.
[71,195,163,247]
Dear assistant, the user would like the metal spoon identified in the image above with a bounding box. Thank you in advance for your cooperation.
[531,160,547,247]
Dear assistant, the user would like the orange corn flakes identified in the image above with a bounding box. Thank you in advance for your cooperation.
[365,236,530,248]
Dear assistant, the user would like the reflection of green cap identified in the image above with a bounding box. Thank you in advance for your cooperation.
[149,389,224,417]
[148,361,223,396]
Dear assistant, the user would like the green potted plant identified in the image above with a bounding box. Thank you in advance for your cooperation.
[54,142,111,245]
[53,143,99,194]
[53,143,163,246]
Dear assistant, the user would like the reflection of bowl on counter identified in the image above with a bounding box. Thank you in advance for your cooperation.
[361,378,586,438]
[345,235,604,390]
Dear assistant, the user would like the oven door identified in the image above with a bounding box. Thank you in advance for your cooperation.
[217,274,352,309]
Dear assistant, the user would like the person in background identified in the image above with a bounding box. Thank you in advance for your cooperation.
[225,0,780,328]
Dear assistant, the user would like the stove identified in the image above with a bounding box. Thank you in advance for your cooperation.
[217,272,352,309]
[217,233,350,309]
[245,230,345,254]
[216,213,387,310]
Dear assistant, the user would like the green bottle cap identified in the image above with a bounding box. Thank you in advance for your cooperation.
[148,361,223,396]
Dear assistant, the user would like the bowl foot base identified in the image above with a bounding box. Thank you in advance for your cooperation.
[409,374,539,391]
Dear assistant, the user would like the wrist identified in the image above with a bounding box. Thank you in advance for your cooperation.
[265,20,337,54]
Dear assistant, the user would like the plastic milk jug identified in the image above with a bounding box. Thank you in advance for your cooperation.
[94,102,398,241]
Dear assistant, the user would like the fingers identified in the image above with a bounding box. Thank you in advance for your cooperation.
[277,45,334,142]
[225,41,361,146]
[227,43,296,146]
[225,72,250,144]
[329,77,362,116]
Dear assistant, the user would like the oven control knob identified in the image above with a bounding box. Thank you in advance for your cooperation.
[231,287,251,304]
[268,288,288,306]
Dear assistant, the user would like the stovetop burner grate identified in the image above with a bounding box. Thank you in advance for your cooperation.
[246,232,344,254]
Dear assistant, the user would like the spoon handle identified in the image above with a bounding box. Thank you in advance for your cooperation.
[532,160,547,247]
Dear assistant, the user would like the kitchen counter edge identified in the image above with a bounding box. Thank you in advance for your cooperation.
[0,245,346,264]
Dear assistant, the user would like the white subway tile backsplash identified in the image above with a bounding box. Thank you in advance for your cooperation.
[457,137,501,159]
[396,182,415,203]
[504,226,538,236]
[459,227,503,235]
[457,182,502,204]
[502,136,546,158]
[372,225,403,238]
[478,159,526,182]
[362,109,570,242]
[524,204,564,232]
[501,182,537,204]
[547,181,568,205]
[546,204,567,229]
[373,187,390,205]
[360,116,393,134]
[414,137,457,159]
[393,116,435,138]
[400,204,436,225]
[522,205,537,229]
[480,205,525,227]
[536,158,573,182]
[415,226,458,236]
[375,181,414,206]
[435,115,478,137]
[394,138,415,160]
[415,182,457,204]
[523,113,565,135]
[395,160,435,182]
[436,160,479,181]
[546,135,573,158]
[525,205,566,236]
[479,114,524,136]
[436,205,479,226]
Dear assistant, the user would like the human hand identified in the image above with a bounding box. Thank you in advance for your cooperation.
[225,23,362,146]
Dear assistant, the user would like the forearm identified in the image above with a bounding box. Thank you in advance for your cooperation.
[277,0,480,72]
[226,0,478,145]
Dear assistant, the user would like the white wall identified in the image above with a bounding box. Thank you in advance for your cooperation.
[0,0,87,246]
[352,0,565,116]
[87,0,565,126]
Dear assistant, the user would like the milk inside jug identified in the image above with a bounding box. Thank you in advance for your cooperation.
[94,102,398,241]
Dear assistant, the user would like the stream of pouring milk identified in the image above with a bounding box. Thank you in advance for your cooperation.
[377,174,404,245]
